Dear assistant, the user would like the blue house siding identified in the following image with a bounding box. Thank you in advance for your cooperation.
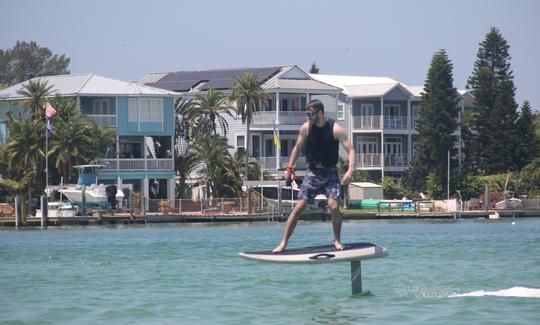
[117,96,175,136]
[352,99,381,115]
[384,87,409,101]
[99,171,175,180]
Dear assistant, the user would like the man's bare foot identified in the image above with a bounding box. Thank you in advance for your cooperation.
[272,242,287,253]
[334,240,344,250]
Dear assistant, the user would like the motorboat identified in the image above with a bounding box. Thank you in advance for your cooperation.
[50,165,124,209]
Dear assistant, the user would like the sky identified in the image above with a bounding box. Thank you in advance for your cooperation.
[2,0,539,110]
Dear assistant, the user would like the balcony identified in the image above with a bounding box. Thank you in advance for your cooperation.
[384,154,409,169]
[252,111,336,125]
[352,116,409,130]
[102,158,173,171]
[87,115,116,128]
[384,116,408,129]
[257,156,307,171]
[356,153,383,168]
[353,116,381,130]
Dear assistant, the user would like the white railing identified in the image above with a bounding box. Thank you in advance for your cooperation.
[356,154,383,168]
[279,111,309,125]
[384,116,408,129]
[353,116,382,130]
[384,154,409,168]
[256,156,307,170]
[102,159,173,171]
[87,115,116,128]
[252,111,336,125]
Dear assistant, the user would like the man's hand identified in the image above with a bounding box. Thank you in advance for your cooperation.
[284,170,292,186]
[341,170,353,185]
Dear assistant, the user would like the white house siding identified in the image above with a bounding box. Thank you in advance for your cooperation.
[280,66,310,79]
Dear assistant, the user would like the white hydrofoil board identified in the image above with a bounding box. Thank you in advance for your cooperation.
[239,242,388,264]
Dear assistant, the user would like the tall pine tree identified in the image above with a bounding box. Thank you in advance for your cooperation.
[466,27,520,174]
[516,100,540,169]
[403,50,459,197]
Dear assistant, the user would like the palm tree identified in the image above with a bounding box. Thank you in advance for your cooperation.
[3,113,44,175]
[1,116,44,218]
[48,110,94,182]
[17,79,56,120]
[175,149,200,198]
[185,88,235,138]
[191,136,232,198]
[0,171,33,221]
[229,73,269,180]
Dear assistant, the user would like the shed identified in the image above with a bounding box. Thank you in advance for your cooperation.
[348,182,384,200]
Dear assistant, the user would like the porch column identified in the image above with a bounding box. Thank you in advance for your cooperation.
[275,91,280,124]
[408,134,412,169]
[168,178,175,201]
[143,135,148,171]
[143,177,149,212]
[380,97,385,179]
[407,99,411,130]
[171,135,175,170]
[116,135,120,172]
[275,92,280,171]
[407,99,412,169]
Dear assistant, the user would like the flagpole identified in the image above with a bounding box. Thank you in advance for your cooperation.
[45,117,48,195]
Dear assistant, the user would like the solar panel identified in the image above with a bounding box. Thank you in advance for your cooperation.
[149,67,283,92]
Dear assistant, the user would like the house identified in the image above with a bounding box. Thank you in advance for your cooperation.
[0,73,178,202]
[310,74,465,181]
[140,65,342,176]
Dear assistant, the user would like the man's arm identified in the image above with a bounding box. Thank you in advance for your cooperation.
[334,122,355,185]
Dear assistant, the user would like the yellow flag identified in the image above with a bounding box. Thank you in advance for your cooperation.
[273,120,281,149]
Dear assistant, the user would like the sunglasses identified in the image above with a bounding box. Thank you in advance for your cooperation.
[306,110,318,118]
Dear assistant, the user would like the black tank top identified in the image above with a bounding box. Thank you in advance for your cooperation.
[305,118,339,168]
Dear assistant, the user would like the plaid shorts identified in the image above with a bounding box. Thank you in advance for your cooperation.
[298,166,340,203]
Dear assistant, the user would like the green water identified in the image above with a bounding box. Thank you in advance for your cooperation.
[1,219,539,324]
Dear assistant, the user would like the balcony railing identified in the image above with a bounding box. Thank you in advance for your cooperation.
[352,116,410,130]
[384,116,408,129]
[87,115,116,128]
[384,154,409,168]
[252,111,336,125]
[256,156,307,170]
[356,153,383,168]
[102,158,173,171]
[353,116,382,130]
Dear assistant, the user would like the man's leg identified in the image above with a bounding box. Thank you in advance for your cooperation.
[328,198,343,250]
[272,199,308,253]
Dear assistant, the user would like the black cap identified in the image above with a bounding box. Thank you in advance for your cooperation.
[305,99,324,112]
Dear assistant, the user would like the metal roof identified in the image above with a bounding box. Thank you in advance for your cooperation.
[141,66,285,92]
[310,74,416,98]
[0,73,177,100]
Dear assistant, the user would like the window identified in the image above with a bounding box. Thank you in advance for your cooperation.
[385,137,402,155]
[128,98,163,122]
[252,135,260,157]
[360,103,374,116]
[236,135,245,149]
[357,136,379,154]
[337,103,345,120]
[384,104,401,117]
[281,99,289,111]
[92,98,114,115]
[128,98,138,122]
[265,139,274,157]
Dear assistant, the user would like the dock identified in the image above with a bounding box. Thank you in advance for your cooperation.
[1,209,539,227]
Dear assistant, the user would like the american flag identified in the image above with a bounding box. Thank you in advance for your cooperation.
[45,102,56,118]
